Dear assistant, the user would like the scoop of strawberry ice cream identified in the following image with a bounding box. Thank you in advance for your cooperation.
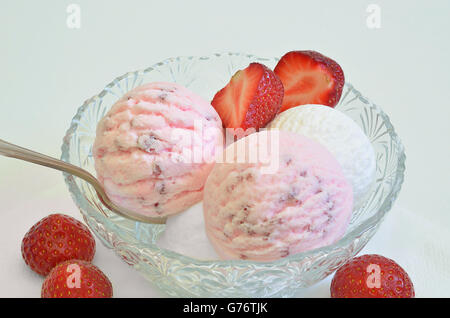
[93,82,223,217]
[203,131,353,261]
[268,104,375,208]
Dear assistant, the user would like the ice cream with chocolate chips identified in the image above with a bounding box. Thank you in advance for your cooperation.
[203,131,353,261]
[93,82,223,217]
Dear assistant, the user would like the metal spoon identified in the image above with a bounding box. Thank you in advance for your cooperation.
[0,138,167,224]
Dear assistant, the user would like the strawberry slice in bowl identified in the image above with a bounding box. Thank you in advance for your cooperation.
[211,62,284,131]
[274,50,345,112]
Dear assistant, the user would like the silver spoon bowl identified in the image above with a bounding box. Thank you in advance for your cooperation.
[0,138,167,224]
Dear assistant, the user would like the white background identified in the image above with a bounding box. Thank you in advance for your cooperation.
[0,0,449,297]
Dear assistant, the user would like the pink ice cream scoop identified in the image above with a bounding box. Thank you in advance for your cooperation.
[203,130,353,261]
[93,82,223,217]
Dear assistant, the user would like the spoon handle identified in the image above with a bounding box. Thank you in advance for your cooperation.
[0,138,167,224]
[0,138,98,185]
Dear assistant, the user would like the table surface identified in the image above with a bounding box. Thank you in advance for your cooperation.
[1,0,449,297]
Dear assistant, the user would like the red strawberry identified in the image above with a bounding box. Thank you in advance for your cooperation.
[21,214,96,276]
[274,50,344,112]
[330,254,415,298]
[41,260,113,298]
[211,62,284,130]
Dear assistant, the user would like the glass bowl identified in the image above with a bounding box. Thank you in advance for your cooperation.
[61,52,405,297]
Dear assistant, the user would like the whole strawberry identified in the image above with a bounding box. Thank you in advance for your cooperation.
[211,62,284,130]
[331,254,415,298]
[21,214,96,276]
[41,260,112,298]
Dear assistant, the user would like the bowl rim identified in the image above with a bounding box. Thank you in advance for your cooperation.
[61,52,406,267]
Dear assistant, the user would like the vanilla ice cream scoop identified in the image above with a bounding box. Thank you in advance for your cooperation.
[268,104,375,208]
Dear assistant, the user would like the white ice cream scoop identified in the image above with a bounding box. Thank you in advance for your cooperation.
[268,104,376,208]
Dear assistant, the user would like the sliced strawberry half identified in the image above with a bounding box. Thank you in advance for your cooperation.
[211,62,284,130]
[274,50,344,112]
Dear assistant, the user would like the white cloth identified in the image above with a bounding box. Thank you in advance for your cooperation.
[1,164,448,297]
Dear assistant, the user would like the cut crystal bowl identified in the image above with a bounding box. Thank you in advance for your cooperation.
[61,53,405,297]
